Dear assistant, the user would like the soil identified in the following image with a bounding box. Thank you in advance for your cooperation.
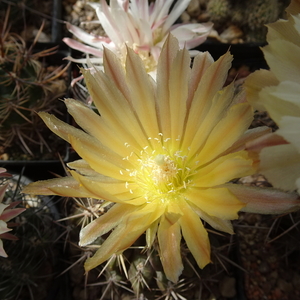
[236,211,300,300]
[233,171,300,300]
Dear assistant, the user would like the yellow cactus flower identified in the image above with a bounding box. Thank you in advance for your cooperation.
[23,35,300,282]
[245,0,300,193]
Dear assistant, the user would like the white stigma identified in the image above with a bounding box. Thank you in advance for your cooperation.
[152,154,177,186]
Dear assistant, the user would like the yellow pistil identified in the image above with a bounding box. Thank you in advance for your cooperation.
[153,27,163,45]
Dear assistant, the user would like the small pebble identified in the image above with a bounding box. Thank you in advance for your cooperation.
[219,276,236,298]
[278,278,293,293]
[258,262,270,274]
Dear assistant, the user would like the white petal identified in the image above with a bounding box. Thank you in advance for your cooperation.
[162,0,190,34]
[171,23,213,49]
[63,38,104,57]
[66,23,107,48]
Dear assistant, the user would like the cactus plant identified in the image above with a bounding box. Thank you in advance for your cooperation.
[206,0,232,26]
[0,0,54,42]
[60,196,239,300]
[206,0,290,43]
[0,8,69,160]
[0,168,25,258]
[0,172,61,300]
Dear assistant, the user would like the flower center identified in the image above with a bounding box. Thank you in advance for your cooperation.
[153,27,163,45]
[118,43,157,74]
[152,154,178,185]
[136,50,156,74]
[135,150,191,201]
[121,135,195,202]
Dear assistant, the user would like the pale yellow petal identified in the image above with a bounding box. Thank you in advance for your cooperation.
[192,150,254,187]
[226,126,271,155]
[164,199,184,224]
[84,219,147,271]
[68,135,128,180]
[0,239,8,258]
[260,144,300,191]
[186,187,245,220]
[103,47,131,100]
[67,161,144,201]
[277,116,300,151]
[67,159,100,176]
[286,0,300,15]
[259,85,300,125]
[70,170,145,205]
[266,14,300,47]
[125,46,160,139]
[245,133,288,170]
[189,202,234,234]
[39,112,129,180]
[263,39,300,83]
[187,51,214,109]
[83,68,150,149]
[168,48,190,145]
[244,69,279,111]
[156,34,180,137]
[22,177,93,198]
[158,215,183,283]
[200,212,234,235]
[84,202,163,271]
[64,98,134,158]
[68,167,141,199]
[145,219,159,248]
[39,111,84,144]
[79,203,136,246]
[184,82,236,157]
[196,102,253,165]
[179,201,211,269]
[226,183,300,214]
[268,81,300,110]
[182,52,233,150]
